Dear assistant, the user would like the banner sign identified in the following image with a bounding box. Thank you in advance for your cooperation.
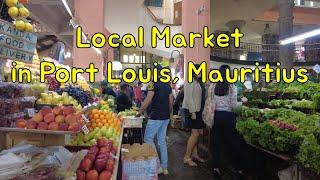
[0,19,37,63]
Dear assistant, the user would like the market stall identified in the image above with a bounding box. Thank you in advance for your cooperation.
[235,82,320,178]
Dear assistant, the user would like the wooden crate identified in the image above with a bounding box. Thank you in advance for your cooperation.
[4,132,71,149]
[0,128,73,150]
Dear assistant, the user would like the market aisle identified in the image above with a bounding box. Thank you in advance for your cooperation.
[159,129,213,180]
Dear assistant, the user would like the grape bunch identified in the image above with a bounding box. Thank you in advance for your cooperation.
[46,75,60,91]
[57,85,93,107]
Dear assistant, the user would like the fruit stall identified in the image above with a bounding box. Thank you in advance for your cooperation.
[235,82,320,178]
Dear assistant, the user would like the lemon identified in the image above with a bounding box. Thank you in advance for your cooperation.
[6,0,18,7]
[15,20,26,31]
[19,7,30,17]
[8,6,19,18]
[25,22,33,32]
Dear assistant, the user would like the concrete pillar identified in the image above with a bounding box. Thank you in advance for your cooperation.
[182,0,210,78]
[278,0,294,68]
[73,0,113,81]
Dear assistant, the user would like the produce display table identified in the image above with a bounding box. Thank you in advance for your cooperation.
[112,126,124,180]
[248,143,292,162]
[123,117,144,144]
[0,127,76,150]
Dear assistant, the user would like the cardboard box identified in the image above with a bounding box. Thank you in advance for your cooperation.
[122,143,159,180]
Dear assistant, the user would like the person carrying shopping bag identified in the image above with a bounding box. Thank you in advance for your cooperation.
[182,64,206,167]
[205,65,247,177]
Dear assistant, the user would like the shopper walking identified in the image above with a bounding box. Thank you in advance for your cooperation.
[210,65,245,176]
[139,65,173,175]
[182,64,206,167]
[134,82,143,107]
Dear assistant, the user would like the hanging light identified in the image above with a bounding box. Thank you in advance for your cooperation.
[61,0,73,17]
[279,28,320,45]
[112,61,123,71]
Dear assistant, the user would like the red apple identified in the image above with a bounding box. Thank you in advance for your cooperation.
[55,115,65,123]
[96,153,109,161]
[85,154,96,162]
[31,113,43,123]
[76,170,86,180]
[40,106,53,116]
[53,106,63,115]
[94,159,107,173]
[48,122,59,131]
[97,138,107,148]
[59,123,68,131]
[106,159,115,172]
[68,122,81,132]
[63,106,76,116]
[15,119,27,128]
[44,113,55,123]
[37,122,48,130]
[86,170,99,180]
[111,147,117,155]
[65,114,78,125]
[99,170,112,180]
[99,147,110,154]
[26,120,37,129]
[79,158,93,172]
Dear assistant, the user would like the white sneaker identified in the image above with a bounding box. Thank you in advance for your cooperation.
[158,167,169,175]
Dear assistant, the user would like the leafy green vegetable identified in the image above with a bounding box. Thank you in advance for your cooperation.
[296,134,320,175]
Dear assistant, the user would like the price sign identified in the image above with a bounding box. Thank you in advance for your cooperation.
[26,108,35,117]
[0,19,37,63]
[82,125,89,134]
[313,64,320,74]
[82,114,90,124]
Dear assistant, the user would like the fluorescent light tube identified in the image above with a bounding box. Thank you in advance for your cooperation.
[280,28,320,45]
[62,0,73,17]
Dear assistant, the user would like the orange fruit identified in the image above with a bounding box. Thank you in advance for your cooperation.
[94,114,99,119]
[92,109,98,114]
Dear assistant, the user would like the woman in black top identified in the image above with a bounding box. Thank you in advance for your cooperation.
[116,83,132,112]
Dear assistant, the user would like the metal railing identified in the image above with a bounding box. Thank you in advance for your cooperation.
[211,42,320,62]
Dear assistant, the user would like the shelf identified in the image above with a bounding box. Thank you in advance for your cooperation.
[0,127,78,135]
[112,126,124,180]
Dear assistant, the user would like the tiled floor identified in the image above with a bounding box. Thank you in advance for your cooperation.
[159,129,214,180]
[159,129,289,180]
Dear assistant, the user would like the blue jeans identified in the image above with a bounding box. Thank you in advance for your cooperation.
[144,119,170,169]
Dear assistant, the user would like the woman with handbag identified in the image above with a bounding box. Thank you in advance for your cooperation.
[204,65,245,176]
[182,64,206,167]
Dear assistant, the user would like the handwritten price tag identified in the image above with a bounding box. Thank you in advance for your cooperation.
[82,114,90,124]
[26,108,35,117]
[82,125,89,134]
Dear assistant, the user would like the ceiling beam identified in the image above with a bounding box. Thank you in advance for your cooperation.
[29,0,63,6]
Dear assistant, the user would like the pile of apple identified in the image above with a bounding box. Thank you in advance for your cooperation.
[77,138,116,180]
[6,0,34,32]
[15,106,84,132]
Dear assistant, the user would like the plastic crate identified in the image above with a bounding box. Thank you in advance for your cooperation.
[123,116,143,128]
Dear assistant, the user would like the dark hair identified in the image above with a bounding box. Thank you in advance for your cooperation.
[120,83,127,91]
[214,65,231,96]
[192,64,202,82]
